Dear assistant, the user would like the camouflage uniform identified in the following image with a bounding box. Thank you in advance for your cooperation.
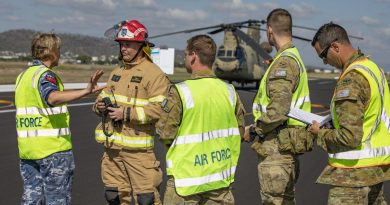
[251,42,307,205]
[20,150,75,205]
[155,69,246,205]
[316,51,390,204]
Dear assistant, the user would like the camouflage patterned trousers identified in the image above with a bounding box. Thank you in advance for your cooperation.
[328,183,387,205]
[163,177,234,205]
[19,150,75,205]
[253,137,300,205]
[257,158,299,205]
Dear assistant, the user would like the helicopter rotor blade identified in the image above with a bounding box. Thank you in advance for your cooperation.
[149,20,263,39]
[243,27,311,42]
[149,24,223,39]
[208,28,225,35]
[233,29,272,61]
[259,20,317,31]
[149,24,222,39]
[345,34,364,40]
[260,20,364,40]
[292,25,318,31]
[149,19,363,41]
[292,35,311,42]
[292,25,364,40]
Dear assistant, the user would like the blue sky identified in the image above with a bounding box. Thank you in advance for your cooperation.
[1,0,390,70]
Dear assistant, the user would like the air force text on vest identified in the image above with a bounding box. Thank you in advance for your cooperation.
[16,117,43,128]
[194,148,231,166]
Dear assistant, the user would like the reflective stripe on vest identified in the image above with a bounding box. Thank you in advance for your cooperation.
[99,90,165,124]
[166,78,240,196]
[16,105,68,115]
[252,96,310,114]
[252,47,311,125]
[18,128,70,138]
[176,83,195,109]
[382,108,390,133]
[329,59,390,168]
[176,81,236,109]
[174,166,236,188]
[170,127,240,147]
[15,65,71,160]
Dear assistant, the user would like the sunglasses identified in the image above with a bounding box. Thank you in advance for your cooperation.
[318,39,338,60]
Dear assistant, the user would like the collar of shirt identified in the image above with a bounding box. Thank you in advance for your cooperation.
[190,69,216,79]
[32,59,44,66]
[274,42,294,58]
[342,49,365,70]
[123,57,147,69]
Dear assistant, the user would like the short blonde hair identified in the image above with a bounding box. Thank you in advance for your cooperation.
[31,33,61,61]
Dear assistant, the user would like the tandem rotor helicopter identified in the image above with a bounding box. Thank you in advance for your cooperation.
[148,19,363,87]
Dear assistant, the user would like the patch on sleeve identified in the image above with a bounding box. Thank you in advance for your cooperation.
[161,98,168,108]
[161,98,173,113]
[167,85,176,95]
[274,69,287,77]
[336,89,350,98]
[340,78,352,86]
[277,60,288,67]
[45,74,57,85]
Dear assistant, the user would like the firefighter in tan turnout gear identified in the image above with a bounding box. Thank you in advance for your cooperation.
[92,20,170,205]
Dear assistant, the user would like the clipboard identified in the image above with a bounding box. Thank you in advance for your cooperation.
[287,107,331,126]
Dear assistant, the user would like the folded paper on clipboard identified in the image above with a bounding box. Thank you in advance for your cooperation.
[287,107,331,126]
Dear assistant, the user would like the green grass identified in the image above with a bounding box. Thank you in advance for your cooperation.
[0,60,191,84]
[167,67,191,81]
[307,72,339,79]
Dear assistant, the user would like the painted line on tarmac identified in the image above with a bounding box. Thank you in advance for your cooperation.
[0,83,106,93]
[317,80,333,85]
[311,103,330,109]
[68,102,95,107]
[0,102,94,114]
[0,100,14,108]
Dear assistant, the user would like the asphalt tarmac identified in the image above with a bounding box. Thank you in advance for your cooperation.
[1,79,389,205]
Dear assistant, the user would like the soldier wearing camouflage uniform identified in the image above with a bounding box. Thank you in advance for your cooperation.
[156,35,246,205]
[244,8,311,205]
[309,23,390,205]
[15,33,104,204]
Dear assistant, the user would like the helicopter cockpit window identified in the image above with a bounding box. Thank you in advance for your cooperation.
[217,49,225,57]
[226,50,233,57]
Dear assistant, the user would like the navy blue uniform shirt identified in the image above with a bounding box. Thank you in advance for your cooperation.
[33,60,60,107]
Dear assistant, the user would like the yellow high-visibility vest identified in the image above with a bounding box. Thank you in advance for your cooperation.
[329,58,390,168]
[253,47,311,126]
[15,65,71,160]
[166,78,241,196]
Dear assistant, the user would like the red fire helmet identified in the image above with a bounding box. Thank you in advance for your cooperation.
[115,20,154,47]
